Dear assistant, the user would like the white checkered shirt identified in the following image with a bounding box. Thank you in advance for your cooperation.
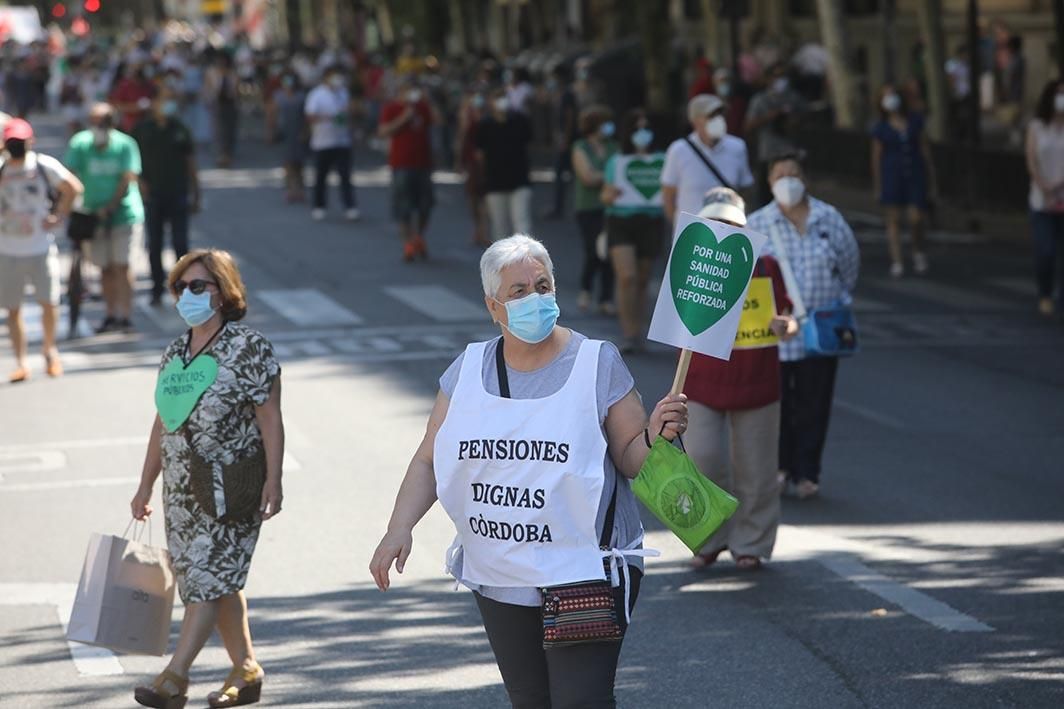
[748,197,860,361]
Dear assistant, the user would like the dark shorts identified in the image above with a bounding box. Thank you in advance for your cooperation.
[391,168,435,221]
[606,213,665,260]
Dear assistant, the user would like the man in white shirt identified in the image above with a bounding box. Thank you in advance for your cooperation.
[304,64,359,221]
[661,94,754,226]
[0,119,83,382]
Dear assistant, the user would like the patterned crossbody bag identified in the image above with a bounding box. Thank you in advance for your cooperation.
[493,338,626,648]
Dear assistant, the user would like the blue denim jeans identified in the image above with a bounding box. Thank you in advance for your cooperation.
[1031,210,1064,303]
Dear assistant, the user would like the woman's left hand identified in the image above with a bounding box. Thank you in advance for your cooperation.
[260,478,283,520]
[771,314,800,341]
[648,393,688,441]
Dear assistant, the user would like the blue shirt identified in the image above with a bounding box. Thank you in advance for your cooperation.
[749,197,860,361]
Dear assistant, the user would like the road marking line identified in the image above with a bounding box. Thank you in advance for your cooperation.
[850,296,892,312]
[0,450,67,475]
[985,276,1035,297]
[383,285,486,322]
[872,278,1017,311]
[0,476,140,492]
[834,398,907,429]
[0,436,143,454]
[0,582,124,675]
[817,553,994,632]
[257,289,362,326]
[777,526,995,633]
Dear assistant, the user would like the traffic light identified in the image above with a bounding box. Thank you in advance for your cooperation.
[85,0,100,12]
[51,3,66,18]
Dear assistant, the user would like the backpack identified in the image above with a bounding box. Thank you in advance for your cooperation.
[0,154,58,208]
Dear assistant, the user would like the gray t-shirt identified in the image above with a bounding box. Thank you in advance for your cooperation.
[438,331,643,607]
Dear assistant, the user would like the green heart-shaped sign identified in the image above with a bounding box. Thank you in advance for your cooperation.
[669,222,755,336]
[624,157,664,200]
[155,355,218,432]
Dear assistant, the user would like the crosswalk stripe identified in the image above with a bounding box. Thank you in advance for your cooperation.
[257,288,362,326]
[0,301,93,342]
[985,276,1035,297]
[850,295,892,313]
[383,285,485,322]
[872,278,1020,311]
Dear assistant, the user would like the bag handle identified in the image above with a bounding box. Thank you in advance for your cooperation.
[495,337,617,549]
[123,518,152,545]
[682,136,734,191]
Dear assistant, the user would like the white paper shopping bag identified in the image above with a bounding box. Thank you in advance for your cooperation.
[67,530,176,656]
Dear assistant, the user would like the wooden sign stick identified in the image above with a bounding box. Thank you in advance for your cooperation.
[670,348,692,396]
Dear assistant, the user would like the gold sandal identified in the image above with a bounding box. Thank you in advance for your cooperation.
[134,669,189,709]
[207,661,264,708]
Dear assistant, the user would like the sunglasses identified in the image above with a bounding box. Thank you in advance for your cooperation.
[174,279,217,295]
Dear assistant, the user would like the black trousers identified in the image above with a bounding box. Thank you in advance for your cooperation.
[146,193,190,297]
[313,146,356,209]
[215,103,238,157]
[474,567,642,709]
[576,208,613,303]
[551,147,571,215]
[780,357,839,484]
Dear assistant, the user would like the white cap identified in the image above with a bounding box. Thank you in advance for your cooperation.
[687,93,725,123]
[698,186,747,227]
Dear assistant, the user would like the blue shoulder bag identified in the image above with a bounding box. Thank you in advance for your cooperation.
[768,229,859,358]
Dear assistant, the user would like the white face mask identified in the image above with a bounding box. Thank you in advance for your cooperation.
[1055,93,1064,114]
[92,126,109,145]
[881,93,901,112]
[772,176,805,208]
[493,98,509,113]
[328,75,344,89]
[705,114,727,140]
[407,89,422,103]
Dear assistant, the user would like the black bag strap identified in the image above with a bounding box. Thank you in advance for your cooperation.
[495,336,618,549]
[494,336,511,399]
[0,157,58,206]
[683,136,734,191]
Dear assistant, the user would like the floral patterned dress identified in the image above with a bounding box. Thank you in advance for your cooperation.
[157,322,281,604]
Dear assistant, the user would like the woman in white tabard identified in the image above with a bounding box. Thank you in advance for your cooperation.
[370,234,688,708]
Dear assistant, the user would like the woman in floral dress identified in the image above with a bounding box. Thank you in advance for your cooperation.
[131,249,283,709]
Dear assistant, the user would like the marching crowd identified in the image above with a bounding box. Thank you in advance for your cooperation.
[1,26,1062,709]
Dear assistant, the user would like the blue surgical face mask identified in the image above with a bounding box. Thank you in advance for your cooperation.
[497,292,560,344]
[600,121,615,138]
[176,289,217,327]
[631,127,653,149]
[161,99,178,117]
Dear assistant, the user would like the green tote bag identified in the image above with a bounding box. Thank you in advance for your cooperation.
[631,436,739,553]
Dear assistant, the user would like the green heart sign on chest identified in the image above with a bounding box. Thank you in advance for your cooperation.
[624,157,664,200]
[155,355,219,432]
[669,222,755,336]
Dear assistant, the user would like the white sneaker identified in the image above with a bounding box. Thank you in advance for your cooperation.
[889,262,904,279]
[311,208,326,221]
[913,252,929,274]
[345,208,361,221]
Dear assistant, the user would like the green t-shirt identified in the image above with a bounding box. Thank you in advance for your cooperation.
[604,151,666,217]
[573,138,618,213]
[64,129,144,225]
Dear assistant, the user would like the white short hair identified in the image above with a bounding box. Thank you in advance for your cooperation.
[480,234,555,298]
[687,93,723,124]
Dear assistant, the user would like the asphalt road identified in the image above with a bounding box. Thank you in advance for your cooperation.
[0,116,1062,708]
